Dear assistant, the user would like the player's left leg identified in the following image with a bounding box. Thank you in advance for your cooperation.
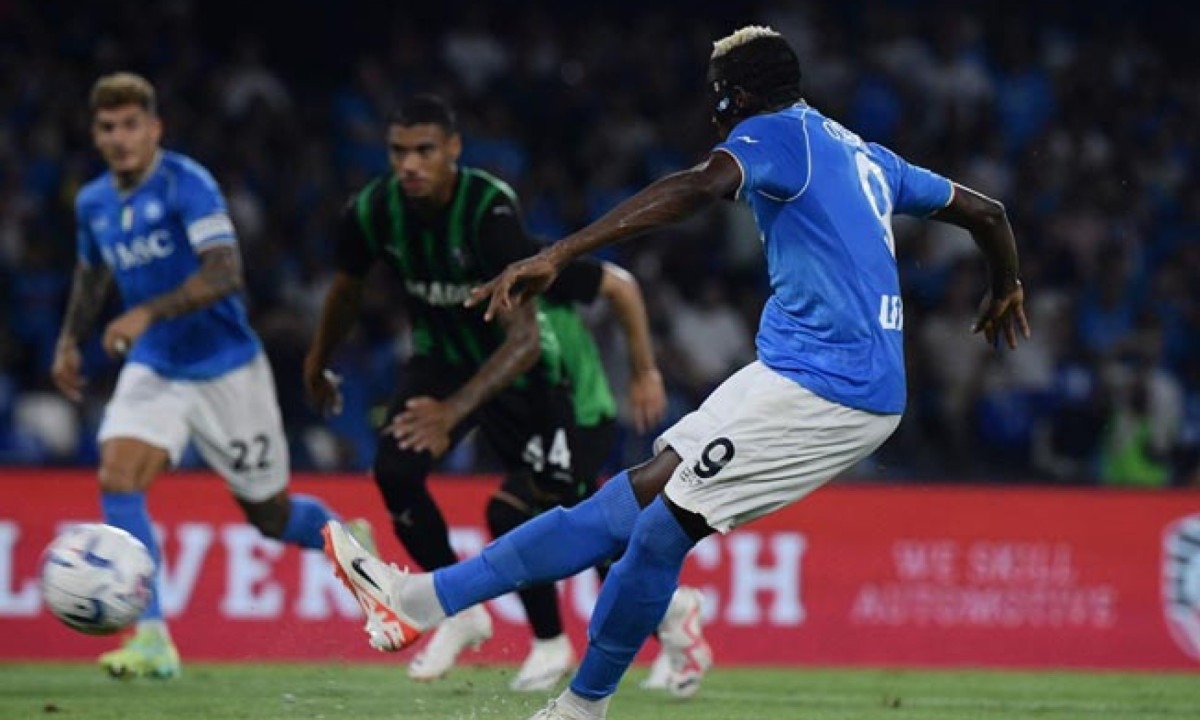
[541,495,711,719]
[490,418,619,691]
[94,363,192,680]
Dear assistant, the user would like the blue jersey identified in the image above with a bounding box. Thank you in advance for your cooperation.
[74,151,260,380]
[715,105,953,414]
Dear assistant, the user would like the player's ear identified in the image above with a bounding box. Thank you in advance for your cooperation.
[446,132,463,163]
[731,86,758,116]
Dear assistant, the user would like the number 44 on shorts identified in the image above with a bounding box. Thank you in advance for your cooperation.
[521,429,572,473]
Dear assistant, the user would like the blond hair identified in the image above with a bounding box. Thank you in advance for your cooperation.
[712,26,783,59]
[89,72,157,114]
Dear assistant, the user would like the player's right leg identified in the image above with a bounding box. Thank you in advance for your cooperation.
[373,359,472,571]
[94,364,191,679]
[323,450,682,652]
[554,361,901,713]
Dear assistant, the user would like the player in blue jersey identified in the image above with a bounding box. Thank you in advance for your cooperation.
[322,26,1029,719]
[50,73,373,680]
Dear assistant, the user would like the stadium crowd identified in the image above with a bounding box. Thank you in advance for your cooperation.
[1,0,1197,485]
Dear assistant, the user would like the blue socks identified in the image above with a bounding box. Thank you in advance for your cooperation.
[280,494,338,550]
[434,472,640,615]
[571,496,697,700]
[101,491,163,621]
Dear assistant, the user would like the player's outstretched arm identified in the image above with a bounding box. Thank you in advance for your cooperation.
[388,300,541,457]
[303,272,366,416]
[598,263,666,433]
[51,261,114,401]
[468,152,742,321]
[930,184,1030,349]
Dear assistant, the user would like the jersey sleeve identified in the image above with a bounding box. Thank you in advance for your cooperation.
[335,194,377,277]
[545,257,604,305]
[714,113,811,200]
[867,142,954,217]
[74,196,102,267]
[475,194,539,277]
[175,162,238,250]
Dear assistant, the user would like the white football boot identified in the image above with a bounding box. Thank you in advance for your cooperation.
[639,647,672,690]
[407,604,494,680]
[656,586,713,698]
[322,520,426,652]
[526,694,606,720]
[510,634,576,691]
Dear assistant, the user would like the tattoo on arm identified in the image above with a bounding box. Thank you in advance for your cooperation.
[59,262,114,344]
[445,302,541,421]
[144,245,245,321]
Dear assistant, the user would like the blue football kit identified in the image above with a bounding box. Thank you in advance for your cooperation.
[715,103,954,414]
[74,151,260,379]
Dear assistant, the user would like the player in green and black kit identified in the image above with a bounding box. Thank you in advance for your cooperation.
[303,95,680,690]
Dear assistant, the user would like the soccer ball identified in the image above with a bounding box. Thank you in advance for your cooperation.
[40,523,154,635]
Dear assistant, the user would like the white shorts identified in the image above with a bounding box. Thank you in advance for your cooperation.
[655,361,900,533]
[97,353,290,502]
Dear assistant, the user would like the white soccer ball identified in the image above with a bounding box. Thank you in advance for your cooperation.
[40,523,154,635]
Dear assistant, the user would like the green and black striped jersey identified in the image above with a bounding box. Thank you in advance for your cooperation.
[337,167,562,387]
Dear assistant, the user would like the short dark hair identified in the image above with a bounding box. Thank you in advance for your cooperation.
[388,94,458,133]
[709,28,802,110]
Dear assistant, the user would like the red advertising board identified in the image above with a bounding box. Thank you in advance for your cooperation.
[2,471,1199,669]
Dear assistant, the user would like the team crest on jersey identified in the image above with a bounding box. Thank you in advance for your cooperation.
[143,199,164,222]
[90,216,109,234]
[1162,514,1200,661]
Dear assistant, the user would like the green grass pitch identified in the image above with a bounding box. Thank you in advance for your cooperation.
[2,663,1197,719]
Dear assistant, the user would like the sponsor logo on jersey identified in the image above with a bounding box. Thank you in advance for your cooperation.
[1162,514,1200,661]
[404,280,474,307]
[101,229,176,271]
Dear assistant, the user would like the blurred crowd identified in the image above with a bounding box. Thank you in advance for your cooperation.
[1,0,1197,485]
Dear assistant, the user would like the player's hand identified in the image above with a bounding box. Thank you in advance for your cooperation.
[303,356,344,417]
[102,306,153,358]
[627,368,667,434]
[385,396,457,458]
[466,252,561,322]
[51,341,86,403]
[972,279,1030,350]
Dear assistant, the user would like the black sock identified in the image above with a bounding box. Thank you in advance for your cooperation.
[488,497,563,638]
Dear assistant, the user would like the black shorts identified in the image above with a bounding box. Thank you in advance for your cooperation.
[376,356,581,507]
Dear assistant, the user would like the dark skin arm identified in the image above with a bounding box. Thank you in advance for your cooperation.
[598,263,667,432]
[386,299,542,457]
[930,184,1030,349]
[467,151,742,319]
[51,261,115,402]
[303,272,366,416]
[101,245,244,357]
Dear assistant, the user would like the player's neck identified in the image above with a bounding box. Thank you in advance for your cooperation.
[113,150,162,194]
[410,171,459,218]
